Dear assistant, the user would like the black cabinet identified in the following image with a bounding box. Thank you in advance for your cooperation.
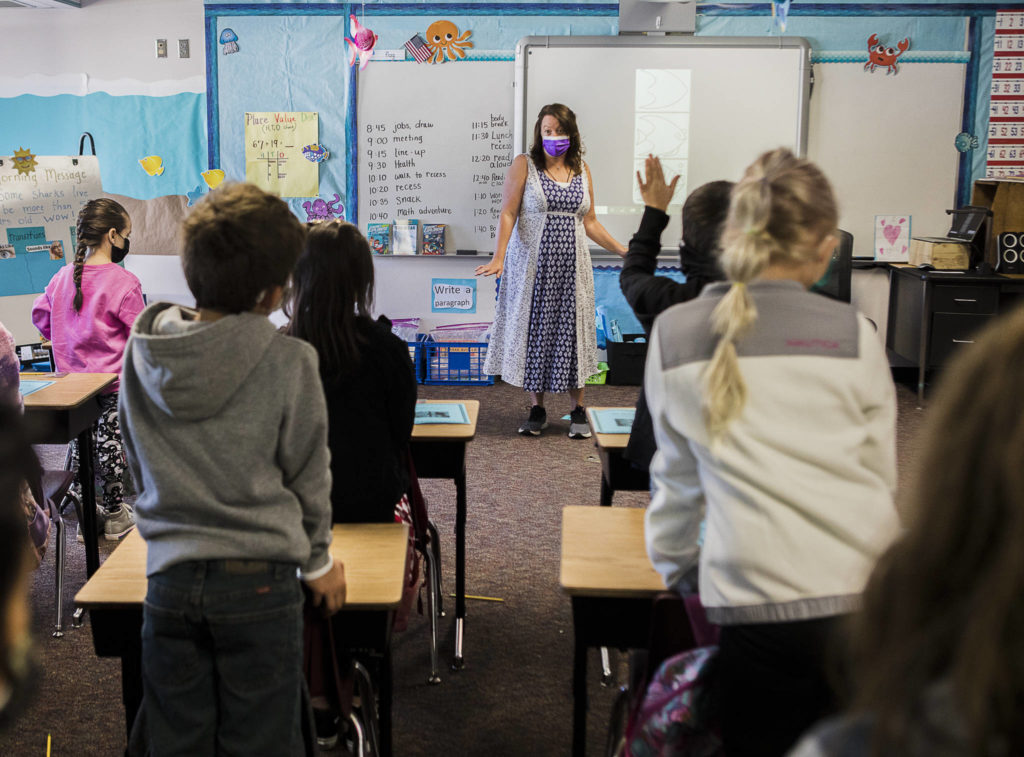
[885,266,1024,401]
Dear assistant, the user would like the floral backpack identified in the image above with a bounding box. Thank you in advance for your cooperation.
[625,594,722,757]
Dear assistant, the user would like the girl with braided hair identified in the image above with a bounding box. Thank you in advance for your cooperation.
[31,198,142,540]
[643,148,901,755]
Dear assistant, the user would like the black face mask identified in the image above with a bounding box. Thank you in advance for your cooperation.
[111,236,130,264]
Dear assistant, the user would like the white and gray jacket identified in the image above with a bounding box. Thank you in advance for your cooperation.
[644,280,900,625]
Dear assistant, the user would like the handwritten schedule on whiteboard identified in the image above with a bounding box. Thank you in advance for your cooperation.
[357,62,514,252]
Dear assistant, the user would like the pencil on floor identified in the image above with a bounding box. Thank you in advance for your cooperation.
[449,593,504,602]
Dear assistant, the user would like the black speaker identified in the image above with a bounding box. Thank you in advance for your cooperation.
[997,232,1024,274]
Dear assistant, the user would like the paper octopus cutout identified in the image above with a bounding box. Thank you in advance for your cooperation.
[425,20,473,64]
[303,193,345,223]
[346,14,378,70]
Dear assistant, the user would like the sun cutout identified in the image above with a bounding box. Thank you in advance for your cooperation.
[12,147,37,175]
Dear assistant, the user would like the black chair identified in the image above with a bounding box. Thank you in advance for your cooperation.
[811,229,853,303]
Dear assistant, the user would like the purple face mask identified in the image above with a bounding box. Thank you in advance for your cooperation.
[542,136,571,157]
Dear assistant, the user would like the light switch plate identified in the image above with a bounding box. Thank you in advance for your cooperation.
[178,39,190,59]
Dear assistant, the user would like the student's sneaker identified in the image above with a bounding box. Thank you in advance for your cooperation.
[102,504,136,541]
[518,405,548,436]
[568,406,592,439]
[314,708,340,750]
[75,506,107,544]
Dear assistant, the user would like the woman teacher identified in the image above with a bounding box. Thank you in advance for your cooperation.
[476,103,626,438]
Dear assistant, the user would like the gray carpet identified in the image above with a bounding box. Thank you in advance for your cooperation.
[0,378,926,756]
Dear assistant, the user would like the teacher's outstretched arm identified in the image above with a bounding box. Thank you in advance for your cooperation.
[476,154,528,277]
[582,162,628,257]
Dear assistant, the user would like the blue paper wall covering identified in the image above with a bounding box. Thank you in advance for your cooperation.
[0,92,207,201]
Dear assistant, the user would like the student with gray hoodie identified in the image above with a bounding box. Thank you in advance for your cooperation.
[118,183,347,756]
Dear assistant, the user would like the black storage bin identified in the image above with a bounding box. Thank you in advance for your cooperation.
[606,334,648,385]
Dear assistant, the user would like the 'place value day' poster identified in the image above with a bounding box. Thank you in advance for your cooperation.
[0,154,103,296]
[245,112,318,198]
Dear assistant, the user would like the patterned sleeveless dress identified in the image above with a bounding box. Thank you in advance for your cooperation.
[484,157,598,391]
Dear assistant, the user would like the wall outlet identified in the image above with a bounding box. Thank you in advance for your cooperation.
[156,39,168,58]
[178,39,190,59]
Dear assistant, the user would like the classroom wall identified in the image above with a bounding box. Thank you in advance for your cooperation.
[0,0,1010,342]
[0,0,205,341]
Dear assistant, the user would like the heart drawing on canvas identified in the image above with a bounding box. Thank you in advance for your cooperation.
[881,217,906,247]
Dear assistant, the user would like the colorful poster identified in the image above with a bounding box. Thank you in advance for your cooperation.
[987,11,1024,178]
[244,112,319,197]
[0,154,103,296]
[874,215,911,262]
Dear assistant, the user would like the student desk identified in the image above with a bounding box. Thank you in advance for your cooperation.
[74,523,408,754]
[23,372,117,577]
[586,407,650,507]
[560,505,666,757]
[410,398,479,670]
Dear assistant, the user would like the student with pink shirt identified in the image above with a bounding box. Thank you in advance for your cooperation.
[31,198,142,540]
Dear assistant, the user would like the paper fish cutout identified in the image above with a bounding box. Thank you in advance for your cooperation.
[303,193,345,222]
[220,28,239,55]
[425,20,473,64]
[201,169,225,189]
[12,147,37,175]
[302,144,330,163]
[346,15,378,70]
[186,184,207,207]
[139,155,165,176]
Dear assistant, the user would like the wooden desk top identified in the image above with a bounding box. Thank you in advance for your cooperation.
[22,372,116,411]
[560,506,665,598]
[411,399,479,442]
[586,407,632,451]
[75,523,409,611]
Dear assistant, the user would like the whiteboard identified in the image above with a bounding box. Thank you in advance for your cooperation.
[517,36,811,246]
[356,61,515,254]
[807,63,966,258]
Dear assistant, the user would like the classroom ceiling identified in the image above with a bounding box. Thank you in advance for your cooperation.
[0,0,82,8]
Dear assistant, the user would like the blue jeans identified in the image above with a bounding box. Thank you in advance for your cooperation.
[141,560,305,757]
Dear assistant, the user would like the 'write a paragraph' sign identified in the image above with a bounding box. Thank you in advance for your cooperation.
[431,278,476,313]
[0,155,103,296]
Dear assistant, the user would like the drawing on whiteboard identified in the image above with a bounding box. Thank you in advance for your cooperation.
[634,70,690,204]
[12,147,38,176]
[424,21,473,64]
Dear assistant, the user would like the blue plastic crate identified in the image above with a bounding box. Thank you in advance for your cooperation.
[407,336,425,383]
[423,341,494,386]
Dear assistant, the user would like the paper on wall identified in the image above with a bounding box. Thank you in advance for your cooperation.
[245,112,319,197]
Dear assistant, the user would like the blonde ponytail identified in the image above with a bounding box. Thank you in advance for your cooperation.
[703,148,838,439]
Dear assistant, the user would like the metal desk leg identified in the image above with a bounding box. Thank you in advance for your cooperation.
[78,426,100,577]
[917,276,931,406]
[452,465,467,671]
[380,650,393,757]
[572,617,588,757]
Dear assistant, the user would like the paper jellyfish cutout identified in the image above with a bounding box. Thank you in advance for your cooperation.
[220,28,239,55]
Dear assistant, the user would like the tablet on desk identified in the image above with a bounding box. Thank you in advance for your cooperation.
[414,402,470,425]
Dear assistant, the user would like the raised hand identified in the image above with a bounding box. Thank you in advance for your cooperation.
[636,155,680,213]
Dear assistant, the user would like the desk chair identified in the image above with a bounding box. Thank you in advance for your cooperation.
[811,229,853,303]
